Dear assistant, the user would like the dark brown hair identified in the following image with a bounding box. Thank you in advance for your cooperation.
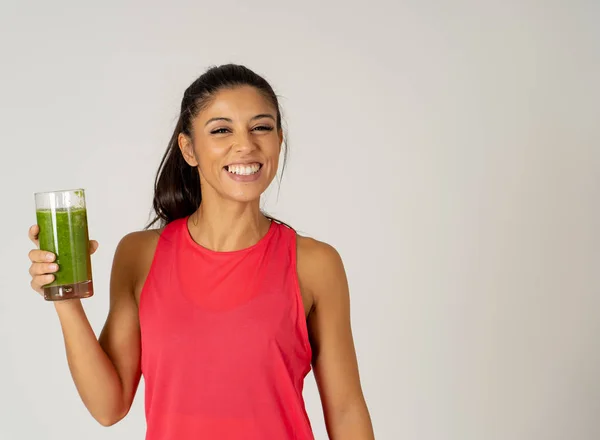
[146,64,288,229]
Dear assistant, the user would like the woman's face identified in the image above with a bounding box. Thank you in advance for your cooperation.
[179,85,283,203]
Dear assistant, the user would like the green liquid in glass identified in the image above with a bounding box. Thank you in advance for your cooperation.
[36,208,91,287]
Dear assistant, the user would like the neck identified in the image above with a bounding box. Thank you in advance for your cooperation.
[188,196,271,252]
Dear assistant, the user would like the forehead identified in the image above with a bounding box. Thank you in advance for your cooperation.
[199,86,275,120]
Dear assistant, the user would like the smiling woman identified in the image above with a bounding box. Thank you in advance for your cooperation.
[174,85,281,203]
[147,68,288,227]
[27,64,374,440]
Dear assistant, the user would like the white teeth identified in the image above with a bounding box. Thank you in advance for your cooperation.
[227,163,261,175]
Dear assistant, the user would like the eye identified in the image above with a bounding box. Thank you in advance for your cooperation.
[210,128,230,134]
[253,125,274,132]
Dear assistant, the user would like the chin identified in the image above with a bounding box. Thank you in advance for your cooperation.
[220,167,274,203]
[222,183,268,203]
[227,191,264,203]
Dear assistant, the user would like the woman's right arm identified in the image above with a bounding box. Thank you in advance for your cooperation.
[28,226,148,427]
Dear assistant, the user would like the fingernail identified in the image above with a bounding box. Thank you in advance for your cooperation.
[46,253,54,261]
[49,264,58,271]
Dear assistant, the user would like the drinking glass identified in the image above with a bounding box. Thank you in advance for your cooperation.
[34,189,93,301]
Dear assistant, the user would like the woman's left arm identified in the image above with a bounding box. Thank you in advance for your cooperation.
[298,237,375,440]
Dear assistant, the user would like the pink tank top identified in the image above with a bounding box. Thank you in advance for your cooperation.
[139,216,314,439]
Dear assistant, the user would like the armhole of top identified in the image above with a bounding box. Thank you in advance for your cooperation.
[290,228,314,360]
[137,226,168,316]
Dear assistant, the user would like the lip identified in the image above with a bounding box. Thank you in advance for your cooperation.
[224,160,263,167]
[223,164,263,183]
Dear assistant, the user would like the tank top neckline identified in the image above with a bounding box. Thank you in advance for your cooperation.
[183,215,276,256]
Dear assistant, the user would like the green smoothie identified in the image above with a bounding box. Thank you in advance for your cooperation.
[36,207,91,287]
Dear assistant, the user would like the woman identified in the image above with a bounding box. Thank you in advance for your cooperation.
[27,64,374,439]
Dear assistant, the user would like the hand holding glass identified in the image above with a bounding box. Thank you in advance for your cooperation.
[33,189,94,301]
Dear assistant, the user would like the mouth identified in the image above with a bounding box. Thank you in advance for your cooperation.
[223,162,263,176]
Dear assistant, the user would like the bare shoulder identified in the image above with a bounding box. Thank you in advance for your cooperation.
[113,228,164,304]
[296,234,347,305]
[297,235,343,270]
[118,228,163,254]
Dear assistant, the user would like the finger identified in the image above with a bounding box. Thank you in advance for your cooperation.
[31,274,54,294]
[89,240,99,255]
[29,225,40,247]
[29,262,58,277]
[30,279,43,296]
[28,249,55,263]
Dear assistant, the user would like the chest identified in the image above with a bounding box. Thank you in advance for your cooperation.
[134,249,314,319]
[138,253,312,367]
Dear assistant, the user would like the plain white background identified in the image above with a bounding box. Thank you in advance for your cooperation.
[1,1,599,439]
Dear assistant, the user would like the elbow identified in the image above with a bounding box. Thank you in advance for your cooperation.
[96,413,122,427]
[97,416,119,428]
[94,406,129,427]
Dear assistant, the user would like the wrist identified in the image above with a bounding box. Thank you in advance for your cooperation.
[53,298,83,312]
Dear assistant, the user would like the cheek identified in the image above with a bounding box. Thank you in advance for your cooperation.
[195,145,227,174]
[267,158,279,176]
[266,149,281,174]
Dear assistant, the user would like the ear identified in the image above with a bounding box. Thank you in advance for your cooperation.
[178,133,199,167]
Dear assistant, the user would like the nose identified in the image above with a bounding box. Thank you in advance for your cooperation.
[232,130,257,153]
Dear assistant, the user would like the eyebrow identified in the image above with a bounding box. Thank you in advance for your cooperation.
[204,113,276,127]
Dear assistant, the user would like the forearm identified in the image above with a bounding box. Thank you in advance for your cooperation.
[54,300,125,426]
[327,398,375,440]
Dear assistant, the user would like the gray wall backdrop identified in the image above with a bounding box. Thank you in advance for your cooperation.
[0,1,599,439]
